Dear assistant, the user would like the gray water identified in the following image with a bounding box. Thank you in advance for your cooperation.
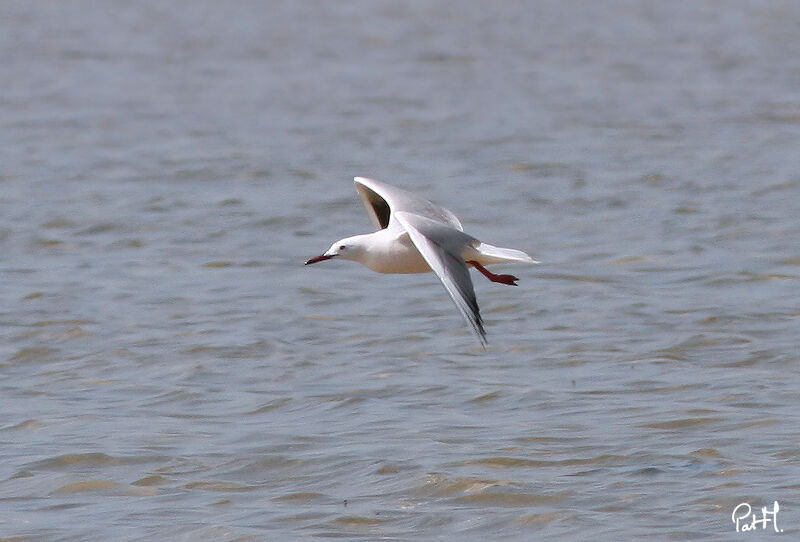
[2,1,799,540]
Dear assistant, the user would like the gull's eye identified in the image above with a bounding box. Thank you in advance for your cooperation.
[339,245,346,250]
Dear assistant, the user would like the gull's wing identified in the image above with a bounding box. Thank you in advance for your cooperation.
[394,211,486,347]
[354,177,463,231]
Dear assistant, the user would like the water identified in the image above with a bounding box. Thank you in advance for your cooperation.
[2,1,799,540]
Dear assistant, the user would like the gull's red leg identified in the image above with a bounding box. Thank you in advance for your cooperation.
[468,261,519,286]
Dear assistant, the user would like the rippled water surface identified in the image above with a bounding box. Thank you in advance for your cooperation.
[2,1,799,540]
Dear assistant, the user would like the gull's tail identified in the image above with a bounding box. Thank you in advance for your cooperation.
[472,242,539,265]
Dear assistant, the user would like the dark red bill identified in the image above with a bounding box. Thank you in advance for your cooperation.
[305,254,336,265]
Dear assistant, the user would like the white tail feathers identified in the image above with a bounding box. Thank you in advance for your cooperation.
[472,242,539,265]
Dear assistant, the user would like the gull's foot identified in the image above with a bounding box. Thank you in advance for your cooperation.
[468,261,519,286]
[490,273,519,286]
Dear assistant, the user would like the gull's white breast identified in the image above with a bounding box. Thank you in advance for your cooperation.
[362,230,432,274]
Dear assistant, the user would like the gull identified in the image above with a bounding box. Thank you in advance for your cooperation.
[305,177,538,346]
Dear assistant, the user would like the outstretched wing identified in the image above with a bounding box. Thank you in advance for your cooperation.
[394,211,486,347]
[354,177,463,231]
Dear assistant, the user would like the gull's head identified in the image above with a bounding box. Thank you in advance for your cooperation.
[305,236,366,266]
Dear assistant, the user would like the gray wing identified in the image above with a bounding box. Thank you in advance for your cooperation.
[394,211,486,347]
[354,176,463,231]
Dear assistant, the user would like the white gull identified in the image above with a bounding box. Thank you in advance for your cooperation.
[305,177,538,346]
